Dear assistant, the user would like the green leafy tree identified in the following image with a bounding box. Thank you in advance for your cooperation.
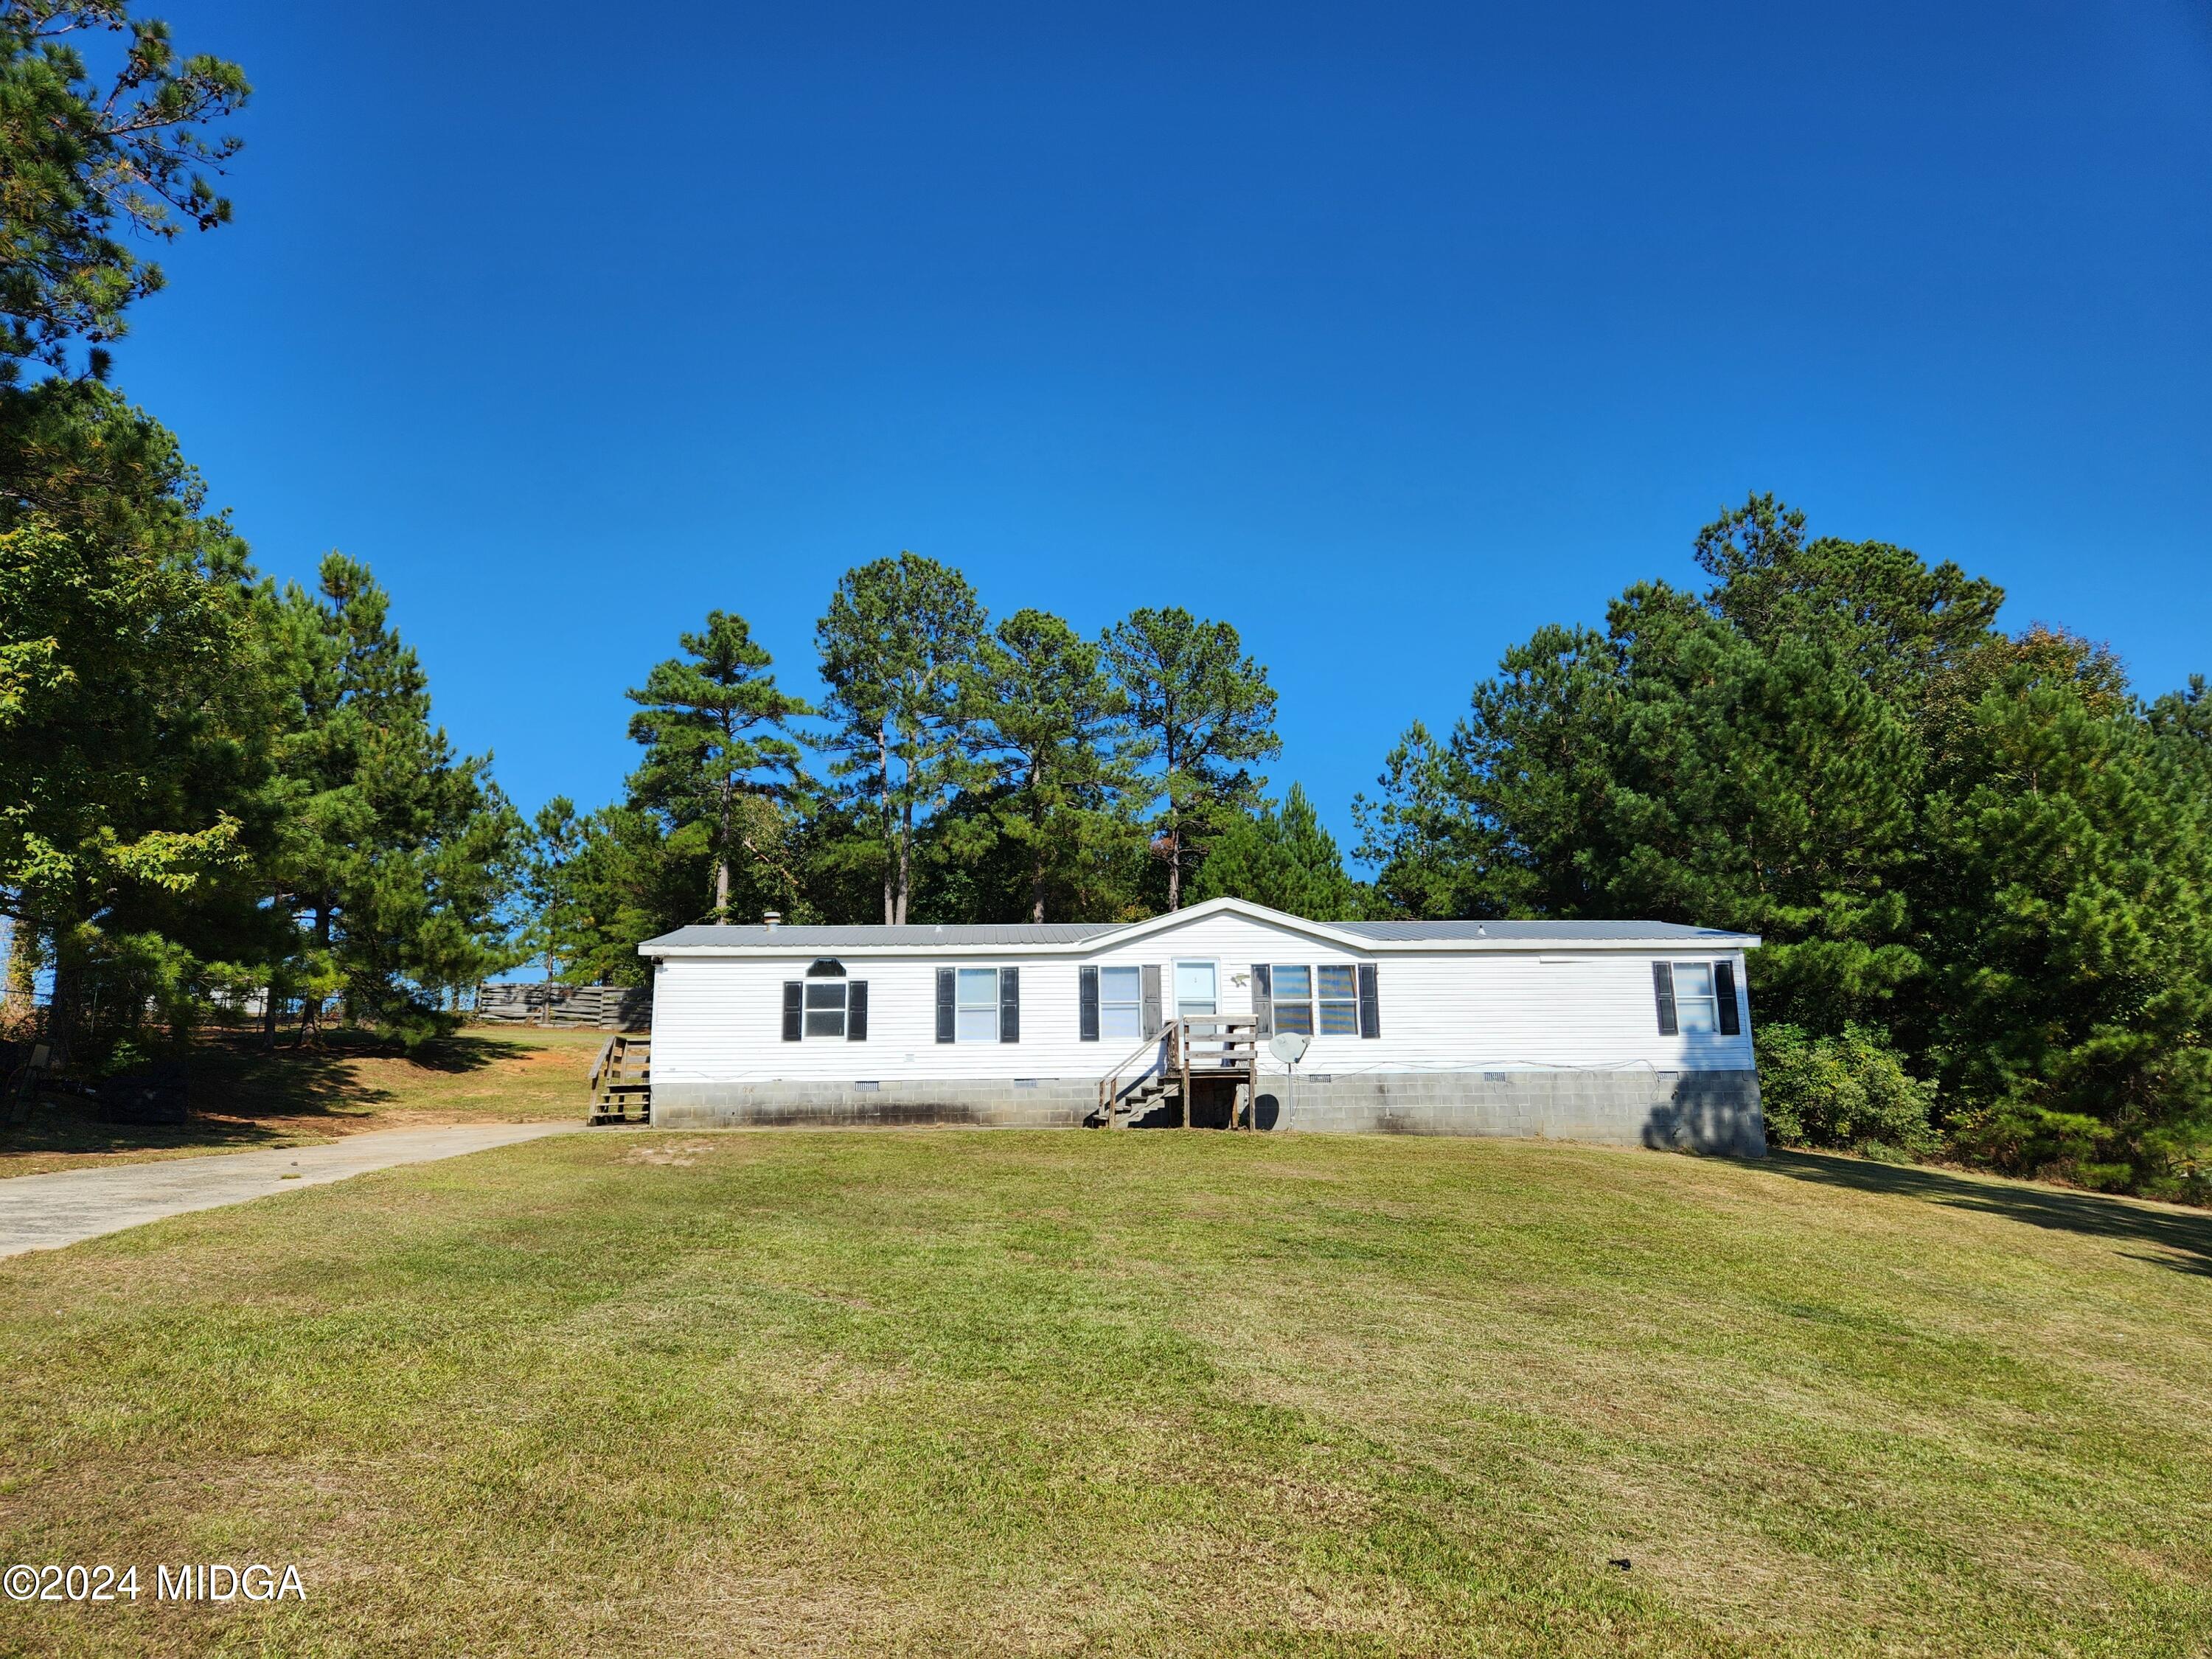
[0,513,254,1046]
[815,553,987,923]
[0,384,289,1053]
[1,1,249,378]
[626,611,810,924]
[966,608,1135,922]
[1189,784,1377,920]
[1103,607,1279,911]
[1756,1023,1936,1158]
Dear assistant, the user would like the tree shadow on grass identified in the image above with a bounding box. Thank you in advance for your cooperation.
[0,1107,307,1161]
[190,1029,543,1105]
[391,1033,545,1075]
[1756,1150,2212,1279]
[3,1030,552,1166]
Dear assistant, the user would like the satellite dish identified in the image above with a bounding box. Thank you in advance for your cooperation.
[1268,1032,1310,1065]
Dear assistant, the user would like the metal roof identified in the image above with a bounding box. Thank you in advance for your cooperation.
[639,912,1754,953]
[1331,919,1747,942]
[641,922,1124,950]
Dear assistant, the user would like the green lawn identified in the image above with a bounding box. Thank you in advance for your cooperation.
[1,1130,2207,1656]
[1,1026,604,1178]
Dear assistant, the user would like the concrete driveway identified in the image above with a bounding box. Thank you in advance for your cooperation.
[0,1123,578,1259]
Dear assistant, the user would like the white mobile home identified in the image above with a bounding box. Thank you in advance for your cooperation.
[639,897,1765,1154]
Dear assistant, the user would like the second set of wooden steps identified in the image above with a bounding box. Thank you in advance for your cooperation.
[588,1034,651,1124]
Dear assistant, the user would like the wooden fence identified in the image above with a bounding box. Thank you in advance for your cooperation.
[473,982,651,1031]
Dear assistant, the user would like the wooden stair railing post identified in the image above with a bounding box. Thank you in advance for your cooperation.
[1179,1018,1191,1129]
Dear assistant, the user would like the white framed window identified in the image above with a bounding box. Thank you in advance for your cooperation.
[1672,961,1719,1034]
[804,980,847,1038]
[956,967,1000,1042]
[1267,964,1361,1037]
[1099,965,1143,1040]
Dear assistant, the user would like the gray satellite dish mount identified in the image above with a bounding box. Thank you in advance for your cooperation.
[1267,1032,1310,1130]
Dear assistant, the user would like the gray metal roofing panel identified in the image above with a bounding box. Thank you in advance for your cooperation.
[1330,919,1748,942]
[641,922,1124,950]
[641,916,1750,952]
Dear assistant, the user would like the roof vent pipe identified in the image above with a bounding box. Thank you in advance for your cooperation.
[762,911,781,931]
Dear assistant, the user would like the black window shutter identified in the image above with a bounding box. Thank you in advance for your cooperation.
[1251,964,1273,1039]
[782,980,803,1042]
[1141,964,1163,1036]
[1078,966,1099,1042]
[1715,961,1741,1035]
[999,966,1020,1042]
[935,967,955,1043]
[1356,963,1380,1038]
[1653,962,1678,1035]
[846,981,869,1041]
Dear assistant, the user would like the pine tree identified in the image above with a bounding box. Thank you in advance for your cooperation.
[1359,493,2212,1193]
[0,1,250,379]
[1103,607,1279,911]
[1921,680,2212,1188]
[274,554,522,1043]
[1189,785,1374,919]
[815,554,987,924]
[626,611,810,923]
[965,608,1135,922]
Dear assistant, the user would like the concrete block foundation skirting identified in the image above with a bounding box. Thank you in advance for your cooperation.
[651,1069,1766,1156]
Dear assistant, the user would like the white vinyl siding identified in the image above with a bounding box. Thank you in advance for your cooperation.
[649,908,1756,1088]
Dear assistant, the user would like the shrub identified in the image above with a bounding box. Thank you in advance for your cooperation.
[1758,1023,1938,1159]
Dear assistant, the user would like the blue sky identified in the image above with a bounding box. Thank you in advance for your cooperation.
[111,1,2212,858]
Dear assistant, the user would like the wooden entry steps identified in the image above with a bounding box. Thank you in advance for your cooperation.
[588,1034,651,1124]
[1094,1016,1261,1130]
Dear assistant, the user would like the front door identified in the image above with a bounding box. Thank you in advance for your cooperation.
[1174,960,1217,1020]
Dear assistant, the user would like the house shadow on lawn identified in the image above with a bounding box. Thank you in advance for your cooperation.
[1758,1150,2212,1279]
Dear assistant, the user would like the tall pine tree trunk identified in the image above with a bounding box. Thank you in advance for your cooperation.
[895,799,913,925]
[3,911,38,1032]
[1029,756,1048,923]
[714,774,734,922]
[879,722,897,925]
[300,903,330,1047]
[1163,731,1183,911]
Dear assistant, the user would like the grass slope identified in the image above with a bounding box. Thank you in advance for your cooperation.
[1,1027,603,1178]
[1,1132,2207,1657]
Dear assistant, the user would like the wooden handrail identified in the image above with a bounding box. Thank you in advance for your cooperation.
[1094,1016,1264,1128]
[1096,1023,1175,1119]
